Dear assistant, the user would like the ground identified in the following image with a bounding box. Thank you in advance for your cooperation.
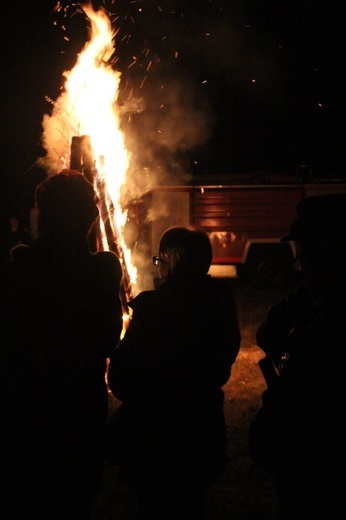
[92,279,287,519]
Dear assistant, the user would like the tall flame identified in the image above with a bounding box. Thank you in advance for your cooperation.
[41,3,136,286]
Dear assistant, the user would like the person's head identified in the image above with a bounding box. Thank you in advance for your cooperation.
[282,193,346,298]
[154,226,213,278]
[9,215,20,232]
[35,170,99,239]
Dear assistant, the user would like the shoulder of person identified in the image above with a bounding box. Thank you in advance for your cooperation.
[1,245,33,295]
[1,244,32,273]
[9,243,32,261]
[92,250,122,282]
[207,276,236,297]
[129,289,157,310]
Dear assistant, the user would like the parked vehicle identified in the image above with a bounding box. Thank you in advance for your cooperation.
[127,178,346,283]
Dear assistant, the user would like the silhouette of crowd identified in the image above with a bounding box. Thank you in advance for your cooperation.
[1,172,345,519]
[1,171,123,519]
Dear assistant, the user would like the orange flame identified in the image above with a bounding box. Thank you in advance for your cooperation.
[41,3,137,285]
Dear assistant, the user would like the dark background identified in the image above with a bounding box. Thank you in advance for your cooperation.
[1,0,345,227]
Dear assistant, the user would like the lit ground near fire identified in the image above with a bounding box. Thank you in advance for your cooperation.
[92,280,286,519]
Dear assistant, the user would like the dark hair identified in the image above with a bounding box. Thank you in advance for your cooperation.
[35,170,99,237]
[159,226,212,276]
[282,193,346,243]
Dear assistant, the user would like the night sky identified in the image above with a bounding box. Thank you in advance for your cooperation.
[1,1,345,224]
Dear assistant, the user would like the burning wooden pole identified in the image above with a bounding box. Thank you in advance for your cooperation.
[70,135,134,312]
[70,135,98,252]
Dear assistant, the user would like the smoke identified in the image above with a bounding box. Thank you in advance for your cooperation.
[38,1,278,293]
[41,91,79,175]
[119,74,215,200]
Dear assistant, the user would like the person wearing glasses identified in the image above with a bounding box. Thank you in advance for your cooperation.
[108,226,241,520]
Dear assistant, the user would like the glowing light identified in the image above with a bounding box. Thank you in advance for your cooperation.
[41,3,137,286]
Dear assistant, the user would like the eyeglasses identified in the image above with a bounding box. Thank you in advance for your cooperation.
[152,256,165,266]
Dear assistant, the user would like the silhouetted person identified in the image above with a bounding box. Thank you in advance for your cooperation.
[256,279,314,387]
[107,226,241,520]
[249,193,346,519]
[0,213,28,263]
[0,171,123,519]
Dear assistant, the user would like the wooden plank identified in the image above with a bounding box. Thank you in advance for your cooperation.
[192,186,303,237]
